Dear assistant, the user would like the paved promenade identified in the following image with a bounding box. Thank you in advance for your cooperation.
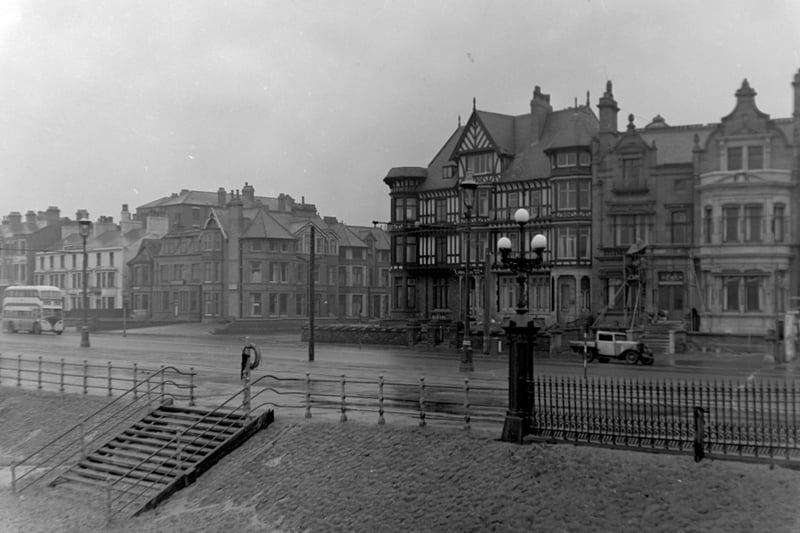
[2,389,800,532]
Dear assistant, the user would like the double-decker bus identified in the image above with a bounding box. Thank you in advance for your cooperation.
[2,285,65,335]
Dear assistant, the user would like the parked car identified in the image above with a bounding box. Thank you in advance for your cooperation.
[569,330,654,365]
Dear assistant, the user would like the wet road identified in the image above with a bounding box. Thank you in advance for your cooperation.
[1,326,795,384]
[2,326,797,430]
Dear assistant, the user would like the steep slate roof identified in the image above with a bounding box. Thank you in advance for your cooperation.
[350,226,391,250]
[129,238,162,264]
[241,210,295,240]
[637,124,714,165]
[331,223,368,248]
[417,127,462,193]
[93,230,124,248]
[46,232,82,252]
[419,103,600,190]
[542,107,599,150]
[270,211,332,237]
[475,111,516,155]
[204,208,230,240]
[137,190,280,210]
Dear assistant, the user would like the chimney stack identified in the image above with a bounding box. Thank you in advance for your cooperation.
[598,80,620,134]
[8,212,22,231]
[530,86,552,141]
[45,206,60,225]
[242,181,255,204]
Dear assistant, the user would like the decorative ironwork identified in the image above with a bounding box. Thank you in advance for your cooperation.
[497,208,548,443]
[528,375,800,461]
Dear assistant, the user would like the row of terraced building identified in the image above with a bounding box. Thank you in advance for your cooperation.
[1,184,391,325]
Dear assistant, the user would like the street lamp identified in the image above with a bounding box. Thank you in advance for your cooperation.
[459,175,478,373]
[78,219,92,348]
[496,208,547,443]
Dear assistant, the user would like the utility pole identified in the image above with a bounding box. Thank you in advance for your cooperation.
[308,225,315,362]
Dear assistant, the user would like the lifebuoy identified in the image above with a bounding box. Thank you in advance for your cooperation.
[244,343,261,370]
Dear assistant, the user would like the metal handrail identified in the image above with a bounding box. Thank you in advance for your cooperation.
[11,366,195,493]
[107,377,277,519]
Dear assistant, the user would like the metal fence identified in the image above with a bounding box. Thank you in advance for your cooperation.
[244,373,507,430]
[529,376,800,461]
[0,353,196,404]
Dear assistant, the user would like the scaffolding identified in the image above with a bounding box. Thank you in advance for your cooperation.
[593,241,648,331]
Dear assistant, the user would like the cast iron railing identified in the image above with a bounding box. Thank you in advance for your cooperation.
[529,376,800,460]
[0,353,195,403]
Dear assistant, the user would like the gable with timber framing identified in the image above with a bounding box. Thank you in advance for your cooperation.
[449,111,506,182]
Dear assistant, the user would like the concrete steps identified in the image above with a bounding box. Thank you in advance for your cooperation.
[51,404,273,519]
[640,320,686,355]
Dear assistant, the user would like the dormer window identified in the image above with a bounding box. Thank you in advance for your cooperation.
[553,150,590,169]
[442,164,455,179]
[726,144,764,171]
[622,157,642,185]
[556,152,577,167]
[727,147,742,170]
[748,146,763,169]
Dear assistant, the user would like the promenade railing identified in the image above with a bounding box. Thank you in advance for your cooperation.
[0,353,195,404]
[529,376,800,461]
[244,373,506,431]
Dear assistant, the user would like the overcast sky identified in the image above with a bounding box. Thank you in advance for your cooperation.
[1,0,799,227]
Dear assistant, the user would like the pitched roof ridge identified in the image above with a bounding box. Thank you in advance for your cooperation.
[427,125,463,167]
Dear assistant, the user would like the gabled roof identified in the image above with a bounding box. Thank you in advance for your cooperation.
[128,238,162,264]
[331,223,368,248]
[241,210,295,240]
[475,110,517,155]
[350,226,390,250]
[204,208,229,240]
[261,211,333,240]
[414,100,600,191]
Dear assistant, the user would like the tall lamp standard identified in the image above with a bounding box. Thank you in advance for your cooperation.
[496,207,547,443]
[78,219,92,348]
[459,175,478,373]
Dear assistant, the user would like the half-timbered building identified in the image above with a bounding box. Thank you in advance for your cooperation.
[384,87,599,330]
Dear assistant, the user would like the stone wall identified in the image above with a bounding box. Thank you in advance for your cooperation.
[301,325,408,346]
[300,322,564,357]
[686,332,776,354]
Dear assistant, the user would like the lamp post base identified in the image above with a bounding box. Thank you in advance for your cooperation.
[80,326,91,348]
[501,412,527,444]
[500,320,537,443]
[459,340,474,372]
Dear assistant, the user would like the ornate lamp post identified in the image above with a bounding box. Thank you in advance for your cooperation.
[497,207,547,443]
[459,175,478,373]
[78,219,92,348]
